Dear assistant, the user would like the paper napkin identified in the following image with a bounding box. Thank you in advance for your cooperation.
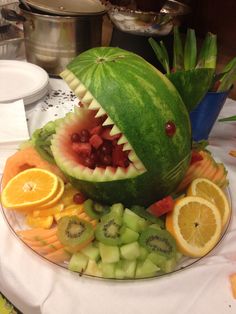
[0,99,29,173]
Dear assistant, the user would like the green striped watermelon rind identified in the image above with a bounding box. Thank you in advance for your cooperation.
[167,68,215,112]
[52,47,192,206]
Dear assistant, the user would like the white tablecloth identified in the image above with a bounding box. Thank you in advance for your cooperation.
[0,78,236,314]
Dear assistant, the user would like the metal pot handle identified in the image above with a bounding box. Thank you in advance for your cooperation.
[1,8,26,22]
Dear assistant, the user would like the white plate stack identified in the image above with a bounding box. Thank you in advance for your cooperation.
[0,60,49,105]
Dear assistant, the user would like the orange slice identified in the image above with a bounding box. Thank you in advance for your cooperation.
[54,204,84,222]
[166,196,222,258]
[36,177,65,209]
[61,183,79,206]
[26,215,54,229]
[187,178,231,228]
[32,203,64,218]
[1,168,59,210]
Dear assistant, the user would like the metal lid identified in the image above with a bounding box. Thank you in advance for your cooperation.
[25,0,106,15]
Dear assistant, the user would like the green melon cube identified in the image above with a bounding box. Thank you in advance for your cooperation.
[122,260,137,279]
[123,208,148,233]
[148,252,177,273]
[81,243,100,261]
[100,262,116,278]
[99,242,120,263]
[68,252,88,273]
[135,259,160,278]
[115,262,126,279]
[120,226,139,244]
[110,203,124,217]
[84,259,102,277]
[149,223,162,230]
[138,247,149,261]
[120,241,140,260]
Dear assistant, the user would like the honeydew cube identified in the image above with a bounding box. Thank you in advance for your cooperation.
[120,227,139,244]
[81,243,100,261]
[120,242,140,260]
[99,242,120,263]
[100,262,116,278]
[122,260,137,279]
[123,208,148,233]
[148,252,177,273]
[84,259,102,277]
[135,259,160,278]
[110,203,124,217]
[68,252,88,273]
[138,247,149,261]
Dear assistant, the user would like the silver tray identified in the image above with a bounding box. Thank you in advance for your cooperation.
[106,0,190,36]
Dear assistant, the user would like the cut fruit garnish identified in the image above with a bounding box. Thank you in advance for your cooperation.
[165,196,222,258]
[1,168,59,210]
[187,178,231,228]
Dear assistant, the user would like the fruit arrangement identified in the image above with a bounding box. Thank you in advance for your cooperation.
[0,47,231,279]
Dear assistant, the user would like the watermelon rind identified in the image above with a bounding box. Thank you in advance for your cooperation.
[51,47,192,206]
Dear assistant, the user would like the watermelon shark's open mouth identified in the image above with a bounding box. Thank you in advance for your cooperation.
[51,69,146,182]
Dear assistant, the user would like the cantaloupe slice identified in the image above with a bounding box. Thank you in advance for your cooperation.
[176,150,228,193]
[45,248,71,263]
[2,146,66,189]
[29,241,63,255]
[17,227,57,241]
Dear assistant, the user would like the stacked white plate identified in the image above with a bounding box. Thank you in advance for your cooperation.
[0,60,49,105]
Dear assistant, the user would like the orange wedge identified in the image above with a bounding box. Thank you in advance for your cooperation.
[26,215,54,229]
[187,178,231,228]
[166,196,222,258]
[32,203,64,218]
[1,168,59,210]
[61,183,80,206]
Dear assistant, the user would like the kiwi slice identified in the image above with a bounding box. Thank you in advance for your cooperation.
[57,215,94,253]
[95,211,122,245]
[84,199,109,219]
[131,205,165,228]
[139,227,176,259]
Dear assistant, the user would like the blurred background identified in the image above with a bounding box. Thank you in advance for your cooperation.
[1,0,235,98]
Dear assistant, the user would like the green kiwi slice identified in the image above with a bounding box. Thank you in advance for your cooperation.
[57,215,94,253]
[95,212,122,245]
[84,199,109,219]
[139,227,176,259]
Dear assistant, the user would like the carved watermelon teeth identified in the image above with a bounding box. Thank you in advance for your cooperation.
[54,69,146,182]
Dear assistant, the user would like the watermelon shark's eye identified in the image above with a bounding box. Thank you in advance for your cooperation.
[165,121,176,137]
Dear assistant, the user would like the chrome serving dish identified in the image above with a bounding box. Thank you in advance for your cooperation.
[105,0,190,36]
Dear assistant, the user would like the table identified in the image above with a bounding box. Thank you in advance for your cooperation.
[0,78,236,314]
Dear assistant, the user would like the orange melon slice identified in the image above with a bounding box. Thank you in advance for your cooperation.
[2,146,66,189]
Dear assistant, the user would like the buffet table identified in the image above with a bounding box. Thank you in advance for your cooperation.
[0,78,236,314]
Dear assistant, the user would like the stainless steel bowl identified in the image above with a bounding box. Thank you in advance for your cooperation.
[106,0,190,36]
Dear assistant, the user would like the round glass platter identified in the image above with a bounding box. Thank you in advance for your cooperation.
[0,186,232,281]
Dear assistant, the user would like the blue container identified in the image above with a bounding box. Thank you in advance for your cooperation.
[190,89,230,141]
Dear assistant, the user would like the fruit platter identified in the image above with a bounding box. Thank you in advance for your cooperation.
[0,47,232,280]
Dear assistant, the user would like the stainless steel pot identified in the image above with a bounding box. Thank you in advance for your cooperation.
[20,6,105,75]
